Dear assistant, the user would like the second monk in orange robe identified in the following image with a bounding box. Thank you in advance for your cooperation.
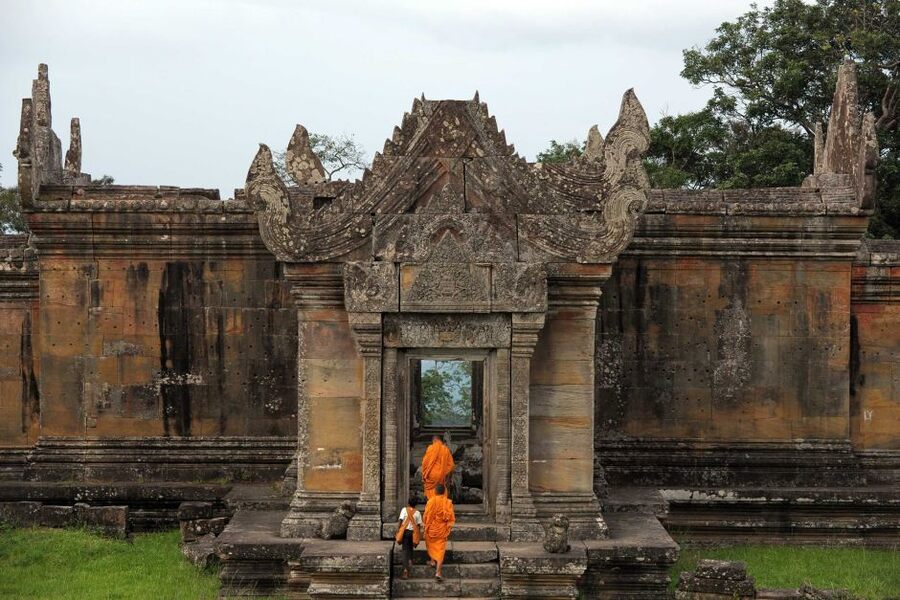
[423,483,455,580]
[421,434,454,500]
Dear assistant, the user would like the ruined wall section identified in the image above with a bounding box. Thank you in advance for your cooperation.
[13,188,297,481]
[850,241,900,451]
[0,236,40,449]
[596,187,873,486]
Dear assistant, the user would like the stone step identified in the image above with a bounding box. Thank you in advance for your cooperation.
[393,563,499,579]
[392,577,499,598]
[451,523,510,541]
[393,541,499,564]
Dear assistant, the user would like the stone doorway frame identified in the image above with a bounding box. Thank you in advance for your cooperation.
[391,347,495,520]
[380,314,516,533]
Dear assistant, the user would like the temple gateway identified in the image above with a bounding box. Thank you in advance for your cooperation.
[1,63,897,598]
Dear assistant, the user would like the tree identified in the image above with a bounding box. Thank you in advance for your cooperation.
[274,132,368,183]
[672,0,900,237]
[420,360,473,428]
[536,139,584,163]
[0,163,26,234]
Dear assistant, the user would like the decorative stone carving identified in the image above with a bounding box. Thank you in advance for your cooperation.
[804,60,880,209]
[246,90,652,265]
[319,500,356,540]
[285,124,326,185]
[64,118,81,178]
[383,314,510,348]
[343,262,398,313]
[542,514,570,553]
[400,263,490,312]
[373,214,517,263]
[492,263,546,312]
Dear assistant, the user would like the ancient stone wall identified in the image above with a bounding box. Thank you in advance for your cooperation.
[595,187,889,486]
[0,235,40,451]
[850,240,900,451]
[0,189,298,481]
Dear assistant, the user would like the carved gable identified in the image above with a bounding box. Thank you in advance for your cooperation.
[245,90,650,266]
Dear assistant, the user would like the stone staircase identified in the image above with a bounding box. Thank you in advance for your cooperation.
[391,541,500,598]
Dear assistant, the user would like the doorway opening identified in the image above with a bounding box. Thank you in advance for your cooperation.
[408,356,485,508]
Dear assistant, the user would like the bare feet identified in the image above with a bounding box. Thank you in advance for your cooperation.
[427,560,436,567]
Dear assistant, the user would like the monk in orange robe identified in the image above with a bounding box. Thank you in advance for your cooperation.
[421,434,455,500]
[423,483,455,580]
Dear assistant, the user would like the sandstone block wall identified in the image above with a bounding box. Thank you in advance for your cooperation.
[851,241,900,450]
[0,189,298,482]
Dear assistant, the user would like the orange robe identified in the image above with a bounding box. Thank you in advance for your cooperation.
[421,440,455,500]
[423,493,455,563]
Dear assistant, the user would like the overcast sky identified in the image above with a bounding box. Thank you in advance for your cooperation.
[1,0,773,197]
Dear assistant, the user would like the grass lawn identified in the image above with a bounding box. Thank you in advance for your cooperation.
[0,527,220,599]
[671,545,900,600]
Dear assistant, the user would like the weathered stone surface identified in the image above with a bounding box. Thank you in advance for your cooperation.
[383,313,510,348]
[182,533,220,569]
[285,124,326,185]
[319,500,355,539]
[675,560,756,599]
[343,262,399,313]
[542,514,571,553]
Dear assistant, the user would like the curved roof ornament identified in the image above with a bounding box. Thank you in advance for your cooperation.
[245,89,651,264]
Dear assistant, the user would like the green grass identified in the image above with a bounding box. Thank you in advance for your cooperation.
[0,527,220,599]
[670,545,900,600]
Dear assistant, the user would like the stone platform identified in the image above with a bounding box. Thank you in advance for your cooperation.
[215,508,678,598]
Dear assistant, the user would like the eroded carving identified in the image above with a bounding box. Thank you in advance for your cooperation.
[343,262,398,313]
[383,314,510,348]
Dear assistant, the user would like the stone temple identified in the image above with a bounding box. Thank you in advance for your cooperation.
[0,63,897,598]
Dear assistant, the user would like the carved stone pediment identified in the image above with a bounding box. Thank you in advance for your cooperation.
[245,90,651,267]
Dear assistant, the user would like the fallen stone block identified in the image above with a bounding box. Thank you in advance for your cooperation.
[182,533,220,569]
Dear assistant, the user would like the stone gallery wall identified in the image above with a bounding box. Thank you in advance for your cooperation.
[850,241,900,451]
[595,188,899,486]
[0,189,297,481]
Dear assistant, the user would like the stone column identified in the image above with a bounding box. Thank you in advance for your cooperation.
[509,312,545,541]
[281,264,352,538]
[347,312,384,541]
[493,347,511,523]
[381,347,399,523]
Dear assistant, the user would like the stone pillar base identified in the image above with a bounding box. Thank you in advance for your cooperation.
[532,491,609,540]
[346,512,383,541]
[281,490,358,539]
[510,493,543,541]
[499,542,587,599]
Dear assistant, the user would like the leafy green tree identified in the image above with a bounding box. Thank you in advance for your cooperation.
[420,360,473,427]
[274,132,368,183]
[535,139,584,163]
[674,0,899,237]
[0,163,26,234]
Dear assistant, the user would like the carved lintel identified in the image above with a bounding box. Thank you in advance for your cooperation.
[383,314,510,348]
[399,263,491,312]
